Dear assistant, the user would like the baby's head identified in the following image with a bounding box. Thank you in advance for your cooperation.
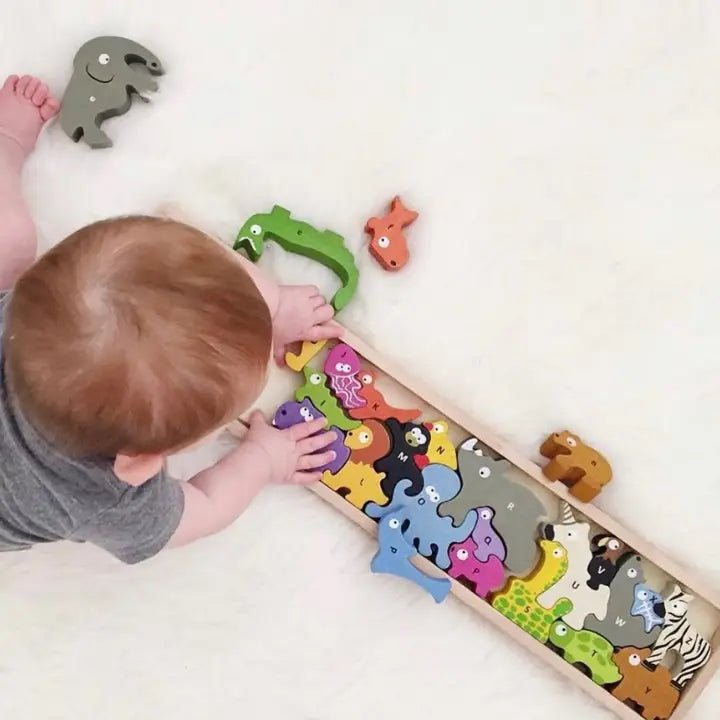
[5,216,271,481]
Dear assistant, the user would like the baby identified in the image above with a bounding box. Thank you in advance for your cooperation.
[0,74,339,564]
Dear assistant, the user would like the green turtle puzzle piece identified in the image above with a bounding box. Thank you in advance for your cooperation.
[233,206,359,312]
[295,366,360,432]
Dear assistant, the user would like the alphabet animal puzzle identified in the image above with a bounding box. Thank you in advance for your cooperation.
[275,336,719,720]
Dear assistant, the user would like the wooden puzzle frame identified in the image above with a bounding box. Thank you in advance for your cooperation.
[301,326,720,720]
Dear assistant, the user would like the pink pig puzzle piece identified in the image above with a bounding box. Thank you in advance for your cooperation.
[447,537,506,599]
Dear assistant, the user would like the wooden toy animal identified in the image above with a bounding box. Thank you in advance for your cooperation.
[322,421,391,509]
[324,344,366,410]
[548,621,622,686]
[272,399,349,474]
[374,418,430,499]
[366,465,477,570]
[587,534,634,590]
[537,503,610,630]
[612,647,680,720]
[584,555,662,649]
[632,585,666,633]
[60,36,164,148]
[373,509,452,603]
[285,340,327,372]
[348,369,421,423]
[447,537,505,598]
[645,584,712,688]
[295,366,360,431]
[364,195,418,271]
[540,430,612,502]
[423,421,457,469]
[234,206,359,311]
[438,438,546,577]
[491,539,572,643]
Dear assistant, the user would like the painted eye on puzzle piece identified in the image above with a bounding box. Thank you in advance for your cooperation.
[479,508,493,521]
[629,654,642,667]
[389,518,400,529]
[309,373,322,385]
[567,437,577,447]
[638,590,649,600]
[608,538,621,551]
[552,548,564,558]
[250,224,262,236]
[457,549,469,561]
[478,467,491,479]
[98,53,110,65]
[554,624,568,637]
[358,432,370,444]
[627,567,638,579]
[378,236,390,248]
[361,374,372,384]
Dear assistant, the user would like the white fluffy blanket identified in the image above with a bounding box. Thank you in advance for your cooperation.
[1,2,718,718]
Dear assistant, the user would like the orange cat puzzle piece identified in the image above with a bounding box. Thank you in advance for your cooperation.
[349,369,421,423]
[364,196,418,271]
[540,430,612,502]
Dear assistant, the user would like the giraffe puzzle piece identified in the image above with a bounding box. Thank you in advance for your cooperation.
[584,555,662,649]
[540,430,612,502]
[349,369,421,423]
[645,584,712,689]
[234,206,359,311]
[372,509,451,603]
[60,36,164,149]
[272,399,349,475]
[548,621,622,686]
[587,533,634,590]
[536,503,611,630]
[491,539,573,643]
[631,584,666,633]
[296,366,360,431]
[321,420,391,510]
[324,344,366,410]
[613,647,680,720]
[364,195,418,271]
[447,537,505,599]
[438,438,546,577]
[374,418,430,499]
[366,465,477,570]
[423,420,457,469]
[285,340,327,372]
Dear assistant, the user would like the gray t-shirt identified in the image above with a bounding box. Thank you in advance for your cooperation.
[0,293,184,564]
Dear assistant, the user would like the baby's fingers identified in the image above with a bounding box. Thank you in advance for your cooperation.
[288,416,327,440]
[297,450,336,471]
[297,430,337,455]
[313,303,334,324]
[290,471,322,485]
[306,322,343,342]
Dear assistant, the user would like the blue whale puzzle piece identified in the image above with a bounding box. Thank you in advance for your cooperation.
[371,508,452,603]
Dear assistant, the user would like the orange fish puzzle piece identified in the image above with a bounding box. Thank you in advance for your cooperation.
[364,196,418,271]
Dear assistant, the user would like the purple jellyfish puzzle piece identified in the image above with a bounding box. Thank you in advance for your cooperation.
[272,399,350,474]
[324,343,366,410]
[471,507,507,564]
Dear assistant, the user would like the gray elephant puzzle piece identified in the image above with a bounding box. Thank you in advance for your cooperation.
[60,36,164,148]
[437,437,547,577]
[584,554,662,649]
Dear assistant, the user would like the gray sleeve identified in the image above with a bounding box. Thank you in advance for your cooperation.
[72,471,185,564]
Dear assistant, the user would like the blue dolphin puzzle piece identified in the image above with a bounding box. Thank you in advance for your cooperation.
[371,508,452,603]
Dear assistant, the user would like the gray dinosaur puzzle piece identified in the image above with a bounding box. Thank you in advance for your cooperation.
[60,36,164,148]
[584,554,662,649]
[437,437,547,577]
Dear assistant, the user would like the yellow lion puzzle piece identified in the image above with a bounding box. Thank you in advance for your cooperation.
[322,461,388,509]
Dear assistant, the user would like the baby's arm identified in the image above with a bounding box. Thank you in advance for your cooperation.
[168,412,336,547]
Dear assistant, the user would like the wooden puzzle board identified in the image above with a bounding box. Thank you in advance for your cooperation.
[242,327,720,720]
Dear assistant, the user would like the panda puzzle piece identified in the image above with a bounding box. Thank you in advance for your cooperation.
[60,36,164,148]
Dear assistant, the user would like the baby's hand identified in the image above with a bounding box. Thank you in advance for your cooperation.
[273,285,341,364]
[244,410,336,484]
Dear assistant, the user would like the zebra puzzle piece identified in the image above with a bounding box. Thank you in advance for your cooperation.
[613,647,680,720]
[349,369,421,423]
[645,584,712,689]
[584,554,662,649]
[60,36,164,148]
[372,509,451,603]
[540,430,612,502]
[491,539,573,643]
[234,206,359,311]
[438,438,546,577]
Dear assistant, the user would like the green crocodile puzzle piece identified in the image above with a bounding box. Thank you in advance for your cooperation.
[295,366,360,432]
[234,205,359,312]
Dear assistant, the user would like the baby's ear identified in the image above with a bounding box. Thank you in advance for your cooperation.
[114,453,165,486]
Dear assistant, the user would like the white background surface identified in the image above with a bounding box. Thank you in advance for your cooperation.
[1,2,719,718]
